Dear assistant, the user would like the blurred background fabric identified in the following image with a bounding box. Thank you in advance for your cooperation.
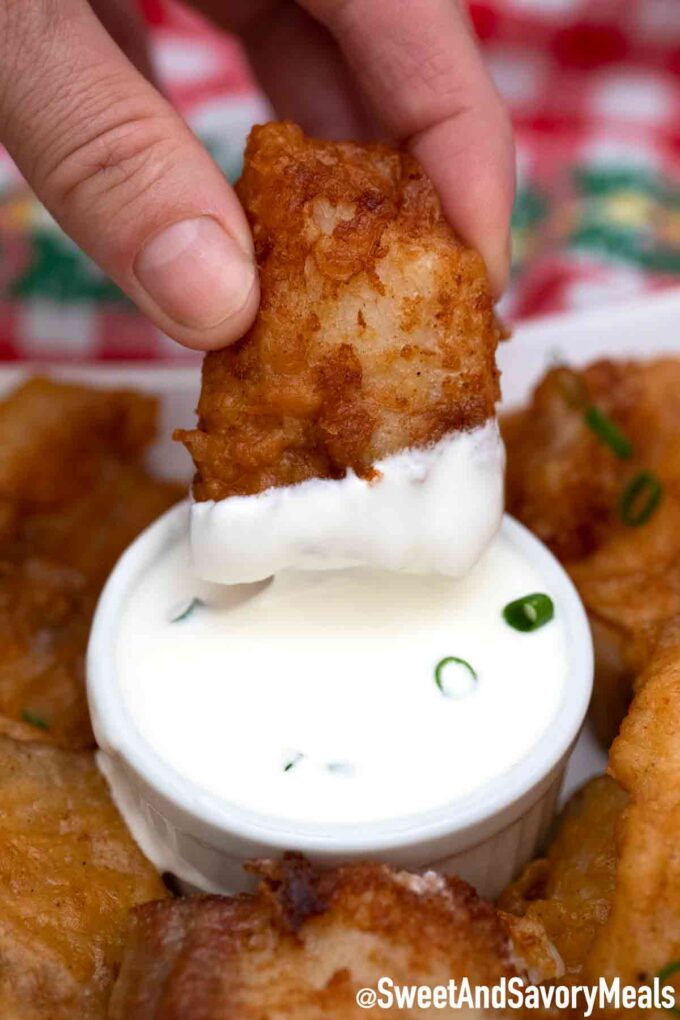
[0,0,678,362]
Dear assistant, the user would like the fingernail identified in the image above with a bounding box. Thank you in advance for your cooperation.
[135,217,256,330]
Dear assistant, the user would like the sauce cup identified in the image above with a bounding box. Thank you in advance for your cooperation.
[88,502,593,899]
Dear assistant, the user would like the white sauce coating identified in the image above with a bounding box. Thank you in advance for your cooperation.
[116,526,567,827]
[190,420,504,585]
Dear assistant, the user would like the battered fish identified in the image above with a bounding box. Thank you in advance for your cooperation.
[504,358,680,744]
[585,618,680,1003]
[0,378,181,747]
[177,122,501,499]
[499,776,628,974]
[500,621,680,1016]
[111,855,533,1018]
[0,376,156,505]
[0,733,166,1019]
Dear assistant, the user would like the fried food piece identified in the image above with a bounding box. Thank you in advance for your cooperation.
[111,856,524,1018]
[178,122,501,500]
[502,623,680,1013]
[20,458,183,590]
[0,377,156,505]
[504,360,680,561]
[0,733,166,1019]
[585,618,680,992]
[0,555,93,748]
[504,358,680,744]
[499,776,628,975]
[0,379,181,747]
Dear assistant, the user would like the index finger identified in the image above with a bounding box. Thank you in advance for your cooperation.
[302,0,515,296]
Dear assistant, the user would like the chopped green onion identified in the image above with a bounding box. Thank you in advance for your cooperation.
[503,593,554,632]
[619,471,663,527]
[656,961,680,1016]
[434,657,478,697]
[554,366,589,409]
[283,752,304,773]
[583,405,632,460]
[658,963,680,983]
[22,710,49,731]
[170,597,205,623]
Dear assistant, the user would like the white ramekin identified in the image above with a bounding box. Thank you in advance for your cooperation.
[87,502,593,900]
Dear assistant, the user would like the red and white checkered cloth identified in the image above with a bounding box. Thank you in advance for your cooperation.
[0,0,678,361]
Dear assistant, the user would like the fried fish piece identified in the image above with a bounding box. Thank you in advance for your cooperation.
[111,856,527,1018]
[584,618,680,996]
[19,458,183,590]
[501,623,680,1015]
[177,122,501,500]
[0,379,181,747]
[0,377,156,505]
[499,776,628,975]
[0,555,93,747]
[504,358,680,744]
[0,733,166,1019]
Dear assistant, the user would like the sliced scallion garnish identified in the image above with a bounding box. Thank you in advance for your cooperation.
[619,471,663,527]
[21,710,49,731]
[434,657,478,697]
[656,961,680,1017]
[503,593,554,632]
[283,752,304,773]
[170,597,205,623]
[583,405,632,460]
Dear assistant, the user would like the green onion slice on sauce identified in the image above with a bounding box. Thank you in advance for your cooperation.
[656,961,680,1016]
[619,471,663,527]
[503,593,554,632]
[434,657,478,697]
[170,597,205,623]
[283,752,304,773]
[21,710,49,730]
[583,405,632,460]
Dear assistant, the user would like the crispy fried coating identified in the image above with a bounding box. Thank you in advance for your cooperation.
[584,618,680,993]
[19,458,183,590]
[0,377,156,505]
[499,776,628,975]
[0,734,166,1019]
[0,379,181,747]
[504,358,680,745]
[501,623,680,1014]
[177,122,501,499]
[0,556,93,748]
[111,856,523,1018]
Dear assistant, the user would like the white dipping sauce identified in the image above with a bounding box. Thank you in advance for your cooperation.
[117,526,567,827]
[190,420,504,585]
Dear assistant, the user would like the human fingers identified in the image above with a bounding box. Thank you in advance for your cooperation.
[301,0,515,295]
[0,0,259,349]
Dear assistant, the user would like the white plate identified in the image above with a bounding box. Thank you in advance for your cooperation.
[1,286,679,805]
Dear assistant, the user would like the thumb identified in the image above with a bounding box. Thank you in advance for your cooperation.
[0,0,259,350]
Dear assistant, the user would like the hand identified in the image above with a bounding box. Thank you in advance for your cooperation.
[0,1,514,352]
